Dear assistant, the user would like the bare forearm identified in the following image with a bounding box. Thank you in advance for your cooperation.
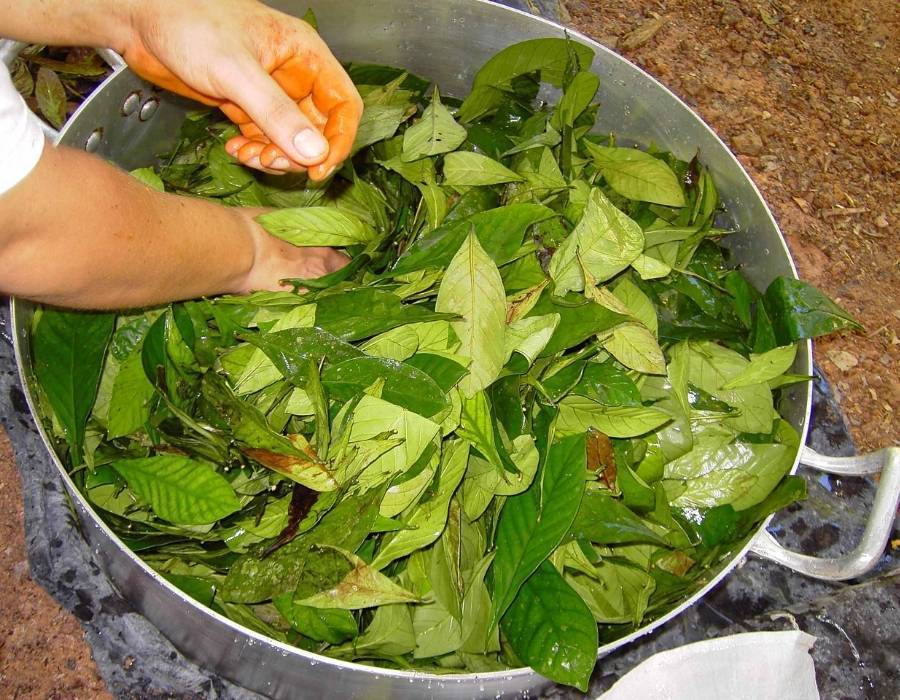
[0,144,259,309]
[0,0,136,50]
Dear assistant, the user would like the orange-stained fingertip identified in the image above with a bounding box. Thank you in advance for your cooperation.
[308,162,337,182]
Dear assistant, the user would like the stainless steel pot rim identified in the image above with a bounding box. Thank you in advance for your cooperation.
[10,0,820,686]
[8,293,811,681]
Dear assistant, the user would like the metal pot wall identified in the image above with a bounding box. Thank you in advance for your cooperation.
[5,1,898,697]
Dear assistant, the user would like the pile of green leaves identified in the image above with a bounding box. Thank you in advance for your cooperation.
[30,37,861,690]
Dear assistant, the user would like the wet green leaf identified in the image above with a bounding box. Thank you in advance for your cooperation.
[501,560,597,690]
[221,488,383,603]
[296,546,419,608]
[390,203,554,276]
[567,491,668,546]
[322,356,446,417]
[459,38,594,120]
[551,71,600,129]
[764,277,862,343]
[489,434,586,629]
[316,288,455,342]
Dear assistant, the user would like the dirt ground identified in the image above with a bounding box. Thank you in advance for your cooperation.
[0,1,896,697]
[0,432,111,699]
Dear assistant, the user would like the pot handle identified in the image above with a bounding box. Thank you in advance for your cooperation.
[749,445,899,581]
[0,39,125,139]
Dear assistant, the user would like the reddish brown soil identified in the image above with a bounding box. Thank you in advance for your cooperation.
[0,2,896,696]
[0,431,112,699]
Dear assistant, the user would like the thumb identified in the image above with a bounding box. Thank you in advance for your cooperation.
[222,60,329,166]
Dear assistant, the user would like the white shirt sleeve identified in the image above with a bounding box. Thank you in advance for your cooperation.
[0,63,46,195]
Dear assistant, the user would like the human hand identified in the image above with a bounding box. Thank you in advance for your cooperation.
[237,210,349,294]
[121,0,362,180]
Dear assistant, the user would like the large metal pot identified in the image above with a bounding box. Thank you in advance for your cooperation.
[6,1,899,697]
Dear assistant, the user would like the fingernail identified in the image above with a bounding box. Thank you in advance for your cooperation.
[247,156,262,170]
[272,157,291,170]
[293,128,328,160]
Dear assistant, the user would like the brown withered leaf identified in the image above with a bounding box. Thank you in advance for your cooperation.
[242,446,338,491]
[506,279,549,323]
[295,546,420,608]
[656,550,696,577]
[586,428,617,491]
[262,483,319,558]
[25,54,108,78]
[621,16,666,51]
[10,59,34,98]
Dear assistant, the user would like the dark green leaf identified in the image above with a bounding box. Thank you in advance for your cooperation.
[724,271,754,329]
[572,362,642,407]
[390,203,554,277]
[764,276,862,343]
[221,488,383,603]
[201,373,337,491]
[501,560,597,691]
[551,70,600,129]
[567,491,667,545]
[162,573,217,606]
[404,353,468,393]
[489,434,586,628]
[459,38,594,121]
[241,326,363,386]
[321,356,447,417]
[528,290,628,356]
[273,592,357,644]
[315,288,455,342]
[617,463,657,512]
[33,309,114,463]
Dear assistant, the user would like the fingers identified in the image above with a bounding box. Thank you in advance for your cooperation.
[257,96,326,170]
[221,59,330,167]
[224,91,339,176]
[308,96,362,180]
[306,70,363,181]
